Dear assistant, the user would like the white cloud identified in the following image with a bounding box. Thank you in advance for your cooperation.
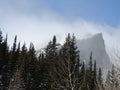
[0,0,120,51]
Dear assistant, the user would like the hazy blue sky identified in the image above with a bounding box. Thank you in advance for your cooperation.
[35,0,120,26]
[0,0,120,48]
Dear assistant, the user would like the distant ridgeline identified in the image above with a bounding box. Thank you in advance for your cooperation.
[0,30,119,90]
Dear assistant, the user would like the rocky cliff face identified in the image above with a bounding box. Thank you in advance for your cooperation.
[77,33,112,70]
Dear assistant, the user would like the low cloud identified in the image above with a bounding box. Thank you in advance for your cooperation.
[0,0,120,51]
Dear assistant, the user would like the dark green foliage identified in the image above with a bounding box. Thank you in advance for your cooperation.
[44,35,58,90]
[88,52,93,90]
[17,43,28,89]
[98,68,102,85]
[24,43,37,90]
[93,60,97,90]
[105,65,120,89]
[0,32,9,90]
[80,53,97,90]
[1,30,119,90]
[53,34,81,90]
[96,68,103,90]
[8,35,18,73]
[0,30,3,43]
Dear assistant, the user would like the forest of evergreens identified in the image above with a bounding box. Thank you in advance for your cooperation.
[0,31,119,90]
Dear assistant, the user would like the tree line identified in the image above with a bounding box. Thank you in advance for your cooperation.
[0,31,119,90]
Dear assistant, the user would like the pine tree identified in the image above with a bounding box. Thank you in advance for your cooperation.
[0,30,3,43]
[45,35,58,90]
[25,43,37,90]
[93,60,97,90]
[80,62,87,90]
[0,32,9,90]
[35,52,45,90]
[98,68,102,85]
[53,34,80,90]
[82,52,94,90]
[17,43,28,89]
[8,35,18,74]
[105,70,111,90]
[89,52,93,90]
[105,65,120,90]
[37,53,50,89]
[16,42,21,68]
[97,68,103,90]
[0,30,3,74]
[1,35,9,90]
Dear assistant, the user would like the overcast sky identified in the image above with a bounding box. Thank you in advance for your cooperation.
[0,0,120,49]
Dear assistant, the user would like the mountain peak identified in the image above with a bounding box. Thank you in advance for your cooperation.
[77,33,111,69]
[91,33,103,41]
[93,33,103,38]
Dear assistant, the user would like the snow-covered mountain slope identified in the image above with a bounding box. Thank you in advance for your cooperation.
[36,43,62,56]
[77,33,112,70]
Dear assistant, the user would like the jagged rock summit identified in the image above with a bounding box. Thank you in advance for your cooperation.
[77,33,112,70]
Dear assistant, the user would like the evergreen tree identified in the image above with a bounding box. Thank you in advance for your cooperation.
[0,32,9,90]
[80,62,87,90]
[17,43,28,89]
[82,52,94,90]
[97,68,103,90]
[25,43,37,90]
[15,42,21,68]
[1,35,9,90]
[37,53,50,90]
[0,30,3,74]
[44,35,57,90]
[93,60,97,90]
[0,30,3,44]
[35,52,45,90]
[98,68,102,84]
[105,65,120,90]
[89,52,93,90]
[8,35,18,74]
[53,34,80,90]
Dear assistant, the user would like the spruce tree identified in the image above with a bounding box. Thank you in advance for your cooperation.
[0,32,9,90]
[98,68,102,84]
[80,62,86,90]
[105,65,120,90]
[97,68,103,90]
[89,52,93,90]
[82,52,94,90]
[93,60,97,90]
[0,30,3,43]
[1,35,9,90]
[17,43,28,89]
[54,34,80,90]
[26,43,37,90]
[8,35,18,74]
[0,30,3,74]
[45,35,57,90]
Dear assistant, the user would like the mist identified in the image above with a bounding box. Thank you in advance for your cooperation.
[0,0,120,50]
